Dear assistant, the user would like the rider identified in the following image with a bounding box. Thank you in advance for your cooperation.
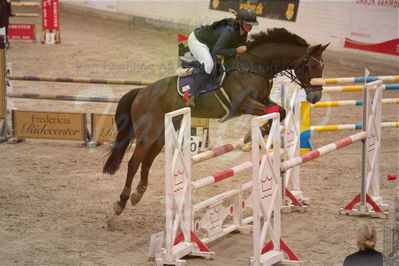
[186,8,258,107]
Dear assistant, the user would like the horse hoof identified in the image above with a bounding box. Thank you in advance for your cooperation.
[243,135,251,144]
[130,193,142,206]
[114,201,124,215]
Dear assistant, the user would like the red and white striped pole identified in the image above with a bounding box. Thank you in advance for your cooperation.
[191,142,245,164]
[281,131,366,171]
[192,149,284,190]
[192,160,253,190]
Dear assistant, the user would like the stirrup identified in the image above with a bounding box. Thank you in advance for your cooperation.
[186,96,196,108]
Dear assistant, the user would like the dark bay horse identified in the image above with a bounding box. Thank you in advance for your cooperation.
[103,28,329,215]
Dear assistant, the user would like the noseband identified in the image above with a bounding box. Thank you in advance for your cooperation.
[275,49,324,93]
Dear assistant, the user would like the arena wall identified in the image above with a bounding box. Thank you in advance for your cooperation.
[61,1,398,67]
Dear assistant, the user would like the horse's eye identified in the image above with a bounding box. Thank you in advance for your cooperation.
[311,64,320,69]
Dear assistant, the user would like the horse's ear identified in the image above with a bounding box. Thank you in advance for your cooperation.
[308,44,322,55]
[320,43,330,52]
[309,43,329,55]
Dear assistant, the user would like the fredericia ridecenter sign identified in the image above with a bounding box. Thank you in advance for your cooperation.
[12,111,86,141]
[91,113,117,142]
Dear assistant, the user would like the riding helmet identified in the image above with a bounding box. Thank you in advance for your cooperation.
[236,8,259,26]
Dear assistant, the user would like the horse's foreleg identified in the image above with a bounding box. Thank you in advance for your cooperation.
[131,134,165,206]
[241,98,286,143]
[240,98,284,116]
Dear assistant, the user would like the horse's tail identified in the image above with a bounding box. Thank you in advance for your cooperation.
[103,88,141,175]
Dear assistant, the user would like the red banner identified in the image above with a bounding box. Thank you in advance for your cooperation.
[345,1,399,56]
[42,0,60,30]
[8,24,35,40]
[344,38,399,56]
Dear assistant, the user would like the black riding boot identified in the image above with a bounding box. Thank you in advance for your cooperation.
[186,64,211,108]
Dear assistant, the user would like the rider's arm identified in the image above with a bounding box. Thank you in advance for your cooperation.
[211,27,238,57]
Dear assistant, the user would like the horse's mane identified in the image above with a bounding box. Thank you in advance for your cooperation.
[247,28,308,49]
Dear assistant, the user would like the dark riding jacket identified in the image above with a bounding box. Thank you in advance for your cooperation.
[343,249,383,266]
[194,18,248,58]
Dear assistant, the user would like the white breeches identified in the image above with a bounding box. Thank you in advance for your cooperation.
[188,32,214,74]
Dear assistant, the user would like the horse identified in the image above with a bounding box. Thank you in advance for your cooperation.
[103,28,329,215]
[0,0,12,47]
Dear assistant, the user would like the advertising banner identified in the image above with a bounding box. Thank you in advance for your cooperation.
[91,113,117,143]
[42,0,60,30]
[8,24,35,40]
[345,1,399,56]
[209,0,300,22]
[13,111,86,141]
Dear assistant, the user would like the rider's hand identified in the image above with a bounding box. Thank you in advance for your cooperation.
[236,45,247,53]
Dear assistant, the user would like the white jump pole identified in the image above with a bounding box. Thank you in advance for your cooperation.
[281,85,308,211]
[310,75,399,86]
[251,113,302,265]
[283,80,386,218]
[340,80,386,218]
[158,107,215,265]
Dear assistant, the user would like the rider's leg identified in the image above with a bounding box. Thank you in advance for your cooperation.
[186,65,213,107]
[187,32,214,107]
[192,63,212,92]
[188,32,214,74]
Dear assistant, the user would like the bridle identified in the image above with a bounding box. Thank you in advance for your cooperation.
[276,53,324,95]
[243,47,324,93]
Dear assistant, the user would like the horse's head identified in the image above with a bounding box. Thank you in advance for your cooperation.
[243,29,329,104]
[294,43,329,104]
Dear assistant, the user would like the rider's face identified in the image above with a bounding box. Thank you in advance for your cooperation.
[241,23,253,33]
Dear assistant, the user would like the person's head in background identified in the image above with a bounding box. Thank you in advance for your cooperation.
[357,225,377,250]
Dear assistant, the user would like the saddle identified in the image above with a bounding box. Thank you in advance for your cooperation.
[176,57,226,98]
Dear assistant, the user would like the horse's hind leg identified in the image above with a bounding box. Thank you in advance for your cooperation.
[115,108,165,215]
[130,116,181,205]
[131,134,165,206]
[114,143,149,215]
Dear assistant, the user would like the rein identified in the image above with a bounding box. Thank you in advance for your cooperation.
[277,69,307,88]
[224,64,266,77]
[224,51,267,77]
